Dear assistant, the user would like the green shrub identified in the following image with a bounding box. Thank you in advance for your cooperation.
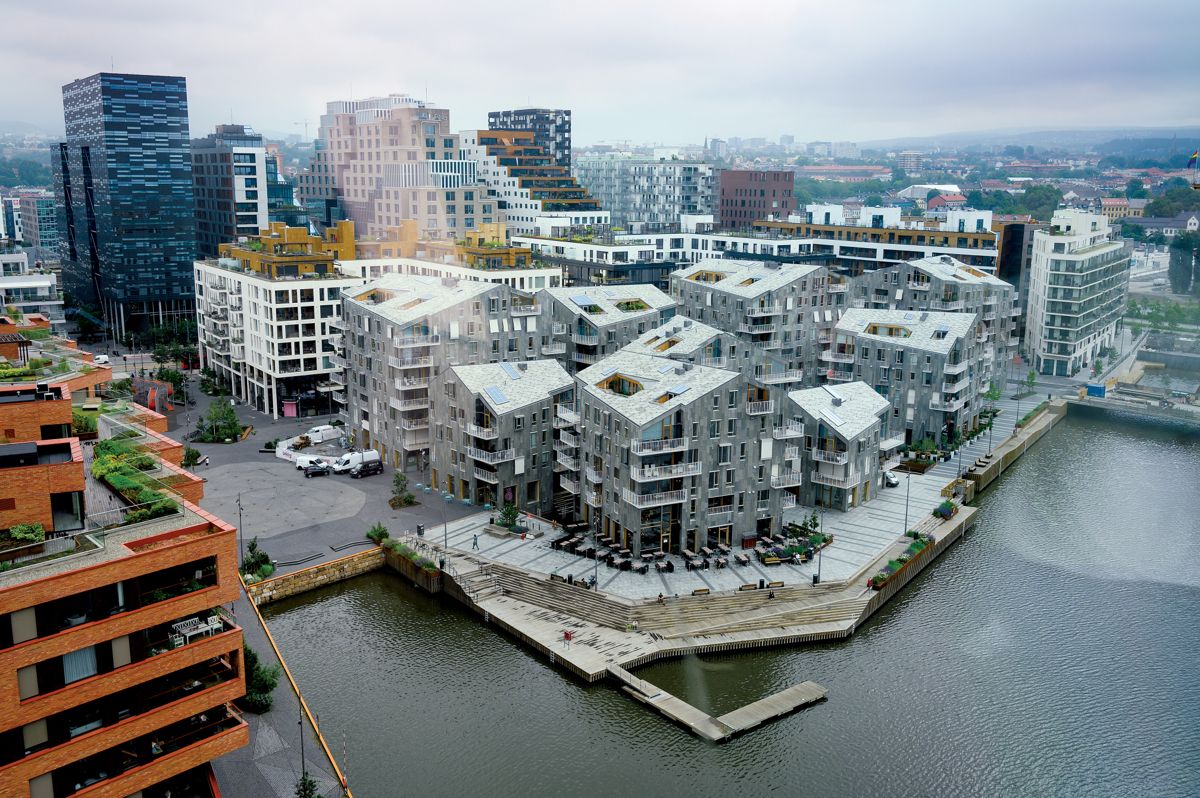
[71,409,98,434]
[7,523,46,543]
[933,500,957,520]
[366,523,389,544]
[238,644,283,714]
[241,537,272,575]
[257,563,275,579]
[241,691,274,714]
[182,446,201,467]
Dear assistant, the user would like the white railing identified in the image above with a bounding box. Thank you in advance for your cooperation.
[542,342,567,355]
[463,422,498,439]
[474,466,499,483]
[558,430,579,447]
[695,356,727,368]
[466,446,516,464]
[555,405,579,425]
[826,282,848,293]
[944,360,968,375]
[585,491,602,508]
[931,299,965,311]
[773,422,805,439]
[395,334,440,347]
[400,418,429,430]
[511,303,541,316]
[738,322,777,334]
[559,475,580,494]
[781,493,797,509]
[755,369,804,384]
[585,466,603,484]
[820,349,855,363]
[388,355,432,369]
[906,280,931,291]
[555,450,580,471]
[705,509,734,526]
[745,304,782,317]
[396,376,429,390]
[930,396,968,413]
[811,448,848,464]
[810,469,862,489]
[879,433,906,451]
[621,488,687,508]
[574,351,598,365]
[572,331,600,345]
[942,377,970,394]
[826,369,854,382]
[632,461,703,481]
[746,400,775,416]
[329,371,346,385]
[630,437,687,455]
[784,445,800,460]
[770,471,804,488]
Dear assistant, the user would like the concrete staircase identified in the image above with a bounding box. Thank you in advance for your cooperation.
[658,595,867,639]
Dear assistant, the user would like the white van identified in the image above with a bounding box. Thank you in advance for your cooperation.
[304,424,341,443]
[294,454,332,471]
[93,355,110,365]
[331,449,381,474]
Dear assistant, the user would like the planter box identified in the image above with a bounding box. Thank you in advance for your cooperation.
[383,547,442,593]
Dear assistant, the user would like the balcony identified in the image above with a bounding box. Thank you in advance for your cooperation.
[705,509,734,527]
[771,471,804,488]
[942,376,970,394]
[826,281,849,293]
[559,475,580,494]
[555,450,580,471]
[401,436,430,451]
[558,429,579,447]
[781,493,798,509]
[388,355,433,369]
[811,448,848,464]
[574,351,599,365]
[467,445,516,465]
[931,299,966,311]
[554,405,580,426]
[511,302,541,316]
[826,369,854,382]
[784,444,801,460]
[745,304,782,317]
[572,330,600,346]
[630,436,687,455]
[944,360,969,375]
[695,356,727,368]
[810,469,862,489]
[542,342,567,355]
[632,461,703,481]
[400,417,429,431]
[737,321,777,334]
[930,395,968,413]
[755,368,804,384]
[463,421,498,439]
[879,433,906,451]
[585,490,603,508]
[391,396,431,410]
[906,280,931,291]
[328,316,347,331]
[746,400,775,416]
[621,487,687,508]
[820,349,855,363]
[473,466,499,484]
[329,371,346,385]
[395,334,440,347]
[773,422,805,439]
[585,466,603,484]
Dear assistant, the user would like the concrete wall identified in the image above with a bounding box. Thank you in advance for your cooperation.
[245,548,384,606]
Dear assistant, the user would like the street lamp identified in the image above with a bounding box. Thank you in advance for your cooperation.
[903,472,911,536]
[236,492,244,571]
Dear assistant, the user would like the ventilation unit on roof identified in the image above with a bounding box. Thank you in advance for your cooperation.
[675,366,686,375]
[831,395,843,407]
[683,319,692,327]
[919,312,928,321]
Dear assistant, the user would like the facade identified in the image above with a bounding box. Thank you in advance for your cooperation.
[853,255,1018,383]
[1027,210,1130,377]
[573,156,715,227]
[16,192,59,256]
[194,222,359,418]
[340,275,548,472]
[460,129,605,235]
[0,242,65,326]
[434,359,574,515]
[832,309,983,447]
[513,220,701,289]
[787,383,890,512]
[487,109,572,169]
[716,170,795,230]
[295,94,490,239]
[0,384,247,798]
[53,73,197,338]
[538,284,676,374]
[994,220,1046,339]
[191,124,270,257]
[1,198,21,244]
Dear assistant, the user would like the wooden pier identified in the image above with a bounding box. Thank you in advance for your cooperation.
[608,664,826,743]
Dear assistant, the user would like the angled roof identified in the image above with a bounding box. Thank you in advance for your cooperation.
[346,274,497,326]
[539,284,674,328]
[451,359,573,414]
[836,308,976,355]
[577,350,736,426]
[619,317,725,359]
[908,255,1010,287]
[671,258,824,298]
[788,382,889,441]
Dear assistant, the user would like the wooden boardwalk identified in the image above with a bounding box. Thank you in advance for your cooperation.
[716,681,827,735]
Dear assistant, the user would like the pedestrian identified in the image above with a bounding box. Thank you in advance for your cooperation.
[472,533,479,550]
[657,593,665,605]
[768,590,775,600]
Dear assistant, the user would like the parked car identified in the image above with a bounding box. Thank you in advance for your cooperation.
[349,460,384,479]
[884,471,901,488]
[295,454,330,471]
[303,463,331,479]
[93,354,110,365]
[304,424,341,443]
[331,449,381,474]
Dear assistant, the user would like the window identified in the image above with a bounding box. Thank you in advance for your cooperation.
[719,445,731,465]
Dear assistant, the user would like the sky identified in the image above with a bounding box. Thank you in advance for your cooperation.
[3,0,1198,146]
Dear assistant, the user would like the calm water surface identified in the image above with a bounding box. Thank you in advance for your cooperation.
[264,410,1200,798]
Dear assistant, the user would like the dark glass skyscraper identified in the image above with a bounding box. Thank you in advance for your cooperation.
[54,73,196,337]
[487,108,572,168]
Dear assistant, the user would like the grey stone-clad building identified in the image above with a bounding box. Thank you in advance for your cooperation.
[538,284,676,374]
[339,274,545,472]
[853,255,1018,389]
[833,308,982,448]
[435,359,574,516]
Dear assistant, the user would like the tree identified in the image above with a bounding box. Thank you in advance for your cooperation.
[1025,369,1038,394]
[1168,232,1198,294]
[389,471,415,509]
[1125,178,1148,199]
[499,502,519,528]
[864,195,884,207]
[294,772,319,798]
[198,396,243,442]
[1121,223,1147,242]
[985,380,1002,412]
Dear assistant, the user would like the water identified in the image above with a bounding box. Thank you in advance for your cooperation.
[263,411,1200,798]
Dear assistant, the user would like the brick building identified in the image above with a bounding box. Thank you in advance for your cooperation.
[716,170,795,230]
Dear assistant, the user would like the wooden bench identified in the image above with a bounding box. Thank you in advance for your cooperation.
[767,580,785,589]
[761,555,781,566]
[549,573,568,583]
[738,584,758,592]
[691,588,710,596]
[734,553,750,566]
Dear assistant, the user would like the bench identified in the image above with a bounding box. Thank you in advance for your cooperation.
[549,573,568,583]
[767,580,785,589]
[734,553,750,566]
[691,588,710,596]
[738,584,758,592]
[761,556,781,566]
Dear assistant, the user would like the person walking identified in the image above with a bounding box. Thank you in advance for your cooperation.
[472,534,479,550]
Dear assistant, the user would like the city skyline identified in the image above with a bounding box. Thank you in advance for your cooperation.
[3,0,1197,146]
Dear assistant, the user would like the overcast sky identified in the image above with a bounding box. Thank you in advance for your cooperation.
[4,0,1197,145]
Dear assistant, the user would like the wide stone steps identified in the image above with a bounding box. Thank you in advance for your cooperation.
[661,597,867,639]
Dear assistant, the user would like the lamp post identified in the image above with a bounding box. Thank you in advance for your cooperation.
[903,472,911,536]
[236,492,244,571]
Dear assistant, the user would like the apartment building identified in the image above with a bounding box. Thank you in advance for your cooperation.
[1027,210,1130,377]
[487,108,572,168]
[512,220,700,289]
[433,359,574,516]
[460,129,605,235]
[787,382,891,512]
[296,94,491,239]
[716,170,795,230]
[1,242,64,327]
[618,317,737,369]
[573,156,715,227]
[0,386,247,798]
[538,284,676,374]
[341,275,547,472]
[853,255,1018,384]
[194,223,360,418]
[831,309,982,446]
[191,124,270,257]
[15,192,59,259]
[573,350,790,554]
[669,258,843,386]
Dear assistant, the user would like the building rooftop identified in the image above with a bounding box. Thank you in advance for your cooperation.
[836,308,976,355]
[347,274,497,326]
[672,258,824,298]
[908,255,1010,287]
[451,359,573,414]
[620,317,725,358]
[577,350,736,426]
[540,284,674,328]
[788,382,889,441]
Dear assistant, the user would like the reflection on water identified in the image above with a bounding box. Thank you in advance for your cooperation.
[264,412,1200,798]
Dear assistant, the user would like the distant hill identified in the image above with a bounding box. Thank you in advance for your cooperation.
[0,120,56,137]
[862,126,1200,151]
